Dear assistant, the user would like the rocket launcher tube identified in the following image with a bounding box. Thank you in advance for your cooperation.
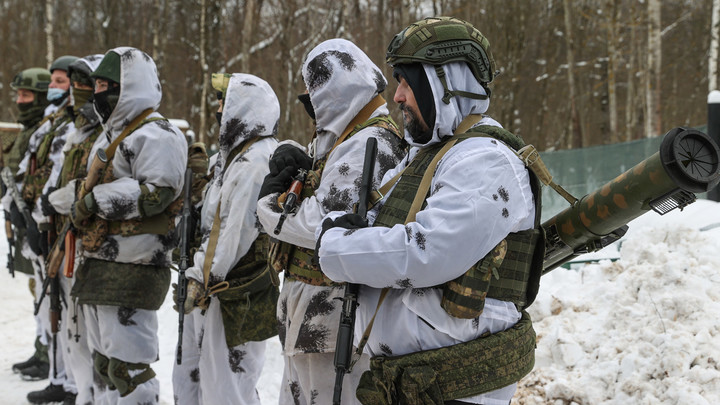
[542,128,720,273]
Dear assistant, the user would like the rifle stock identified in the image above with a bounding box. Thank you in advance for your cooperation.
[333,137,377,405]
[176,168,194,365]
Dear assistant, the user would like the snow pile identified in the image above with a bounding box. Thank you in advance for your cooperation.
[516,218,720,404]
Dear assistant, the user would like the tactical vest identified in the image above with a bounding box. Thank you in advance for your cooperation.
[78,118,182,252]
[356,126,542,403]
[373,125,545,316]
[22,112,73,205]
[6,117,46,176]
[283,116,401,287]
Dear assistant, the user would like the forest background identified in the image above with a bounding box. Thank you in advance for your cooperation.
[1,0,718,153]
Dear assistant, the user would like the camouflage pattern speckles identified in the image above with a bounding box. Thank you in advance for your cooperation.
[277,296,288,348]
[411,288,428,297]
[105,196,136,220]
[497,186,509,203]
[190,368,200,383]
[294,290,334,352]
[228,348,247,373]
[150,249,169,267]
[267,195,283,214]
[395,278,413,288]
[240,80,257,87]
[502,208,509,218]
[310,390,319,405]
[153,119,172,134]
[372,69,386,93]
[338,163,350,176]
[305,50,357,92]
[219,118,265,155]
[432,183,444,195]
[404,225,412,242]
[117,307,137,326]
[343,229,358,237]
[198,327,205,349]
[379,343,393,356]
[414,231,427,250]
[120,49,135,62]
[98,237,119,261]
[290,381,301,405]
[321,183,353,212]
[118,142,135,163]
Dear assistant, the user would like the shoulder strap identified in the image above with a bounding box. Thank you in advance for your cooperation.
[327,95,386,157]
[105,108,155,160]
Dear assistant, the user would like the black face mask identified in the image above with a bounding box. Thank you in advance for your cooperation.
[93,85,120,124]
[216,111,223,127]
[297,93,315,120]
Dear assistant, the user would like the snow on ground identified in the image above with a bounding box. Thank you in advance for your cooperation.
[2,200,720,404]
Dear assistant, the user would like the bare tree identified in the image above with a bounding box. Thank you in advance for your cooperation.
[606,0,619,141]
[44,0,54,66]
[645,0,661,138]
[562,0,582,148]
[710,0,720,92]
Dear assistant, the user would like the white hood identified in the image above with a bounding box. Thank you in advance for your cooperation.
[406,61,491,148]
[301,38,387,158]
[97,47,162,139]
[218,73,279,161]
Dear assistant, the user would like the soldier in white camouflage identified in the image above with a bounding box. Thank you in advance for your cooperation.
[316,17,543,405]
[68,47,187,404]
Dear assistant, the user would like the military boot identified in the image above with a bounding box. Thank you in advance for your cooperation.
[27,383,66,404]
[62,391,76,405]
[12,337,48,373]
[19,360,50,381]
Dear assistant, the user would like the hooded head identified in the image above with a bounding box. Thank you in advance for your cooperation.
[301,39,387,156]
[386,17,496,147]
[213,73,280,161]
[90,47,162,136]
[67,54,104,128]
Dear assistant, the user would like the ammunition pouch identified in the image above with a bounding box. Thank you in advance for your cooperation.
[356,311,536,405]
[107,357,155,397]
[285,245,341,287]
[214,234,279,347]
[93,351,114,390]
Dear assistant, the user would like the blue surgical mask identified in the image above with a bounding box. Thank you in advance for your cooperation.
[47,88,67,102]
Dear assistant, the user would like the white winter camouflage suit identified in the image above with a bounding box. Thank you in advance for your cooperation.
[317,61,536,404]
[256,39,406,405]
[79,46,187,405]
[172,73,280,405]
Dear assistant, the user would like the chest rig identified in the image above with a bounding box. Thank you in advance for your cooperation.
[373,125,545,316]
[22,112,73,205]
[282,116,401,287]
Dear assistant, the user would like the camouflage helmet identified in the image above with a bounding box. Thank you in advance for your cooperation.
[49,55,79,73]
[211,73,232,100]
[10,67,51,92]
[386,16,496,100]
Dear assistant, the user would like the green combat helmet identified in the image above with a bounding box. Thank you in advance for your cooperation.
[49,55,79,73]
[386,16,497,103]
[11,67,51,93]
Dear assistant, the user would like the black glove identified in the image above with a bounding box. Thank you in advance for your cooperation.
[313,214,368,266]
[268,144,313,176]
[9,201,25,230]
[40,187,57,217]
[25,217,42,256]
[258,166,295,200]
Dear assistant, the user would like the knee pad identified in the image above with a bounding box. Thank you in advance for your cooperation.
[108,357,156,397]
[92,351,115,390]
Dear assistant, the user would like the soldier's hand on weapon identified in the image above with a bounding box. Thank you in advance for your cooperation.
[268,144,313,176]
[172,278,204,314]
[70,192,97,229]
[314,214,368,266]
[40,187,57,216]
[259,166,296,199]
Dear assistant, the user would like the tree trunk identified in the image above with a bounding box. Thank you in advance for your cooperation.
[710,0,720,92]
[45,0,54,66]
[645,0,661,138]
[606,0,619,142]
[199,0,209,145]
[240,0,256,72]
[562,0,582,148]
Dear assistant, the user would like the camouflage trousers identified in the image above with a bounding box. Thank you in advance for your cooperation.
[60,269,94,404]
[83,304,160,405]
[172,298,266,405]
[280,351,371,405]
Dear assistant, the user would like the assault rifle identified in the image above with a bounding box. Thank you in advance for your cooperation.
[333,137,377,405]
[176,168,194,365]
[541,127,720,272]
[0,140,14,277]
[274,168,307,235]
[1,167,40,255]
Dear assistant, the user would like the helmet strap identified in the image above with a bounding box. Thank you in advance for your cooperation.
[433,65,488,104]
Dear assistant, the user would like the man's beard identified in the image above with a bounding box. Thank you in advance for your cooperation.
[400,103,433,144]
